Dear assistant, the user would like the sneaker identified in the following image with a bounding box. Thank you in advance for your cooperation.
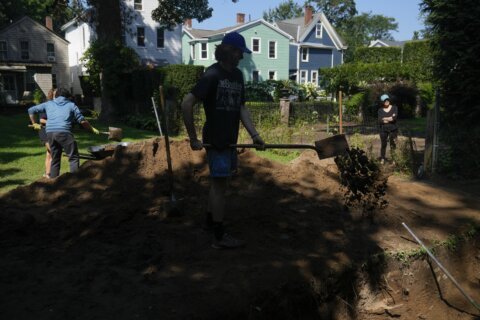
[212,233,245,249]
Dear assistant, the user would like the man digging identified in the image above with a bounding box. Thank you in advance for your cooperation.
[182,32,265,249]
[28,88,100,178]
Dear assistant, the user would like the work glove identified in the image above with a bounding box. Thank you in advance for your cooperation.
[252,134,265,150]
[189,138,203,151]
[91,127,100,135]
[31,123,42,131]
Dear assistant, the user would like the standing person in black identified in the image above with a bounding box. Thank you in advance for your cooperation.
[182,32,265,249]
[378,94,398,164]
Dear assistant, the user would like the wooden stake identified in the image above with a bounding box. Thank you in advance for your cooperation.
[339,90,343,134]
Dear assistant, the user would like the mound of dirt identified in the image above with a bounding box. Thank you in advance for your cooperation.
[1,139,479,319]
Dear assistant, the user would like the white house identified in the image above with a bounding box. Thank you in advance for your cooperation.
[61,0,182,95]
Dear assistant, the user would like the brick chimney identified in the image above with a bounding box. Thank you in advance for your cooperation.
[184,19,192,29]
[304,6,313,25]
[45,16,53,30]
[237,13,245,24]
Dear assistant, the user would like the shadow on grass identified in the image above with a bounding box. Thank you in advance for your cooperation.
[0,179,26,189]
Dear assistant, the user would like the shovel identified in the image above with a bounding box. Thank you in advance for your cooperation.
[100,127,123,142]
[28,125,123,142]
[205,134,349,160]
[158,86,183,216]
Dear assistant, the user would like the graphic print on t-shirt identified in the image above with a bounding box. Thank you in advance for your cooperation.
[215,79,242,112]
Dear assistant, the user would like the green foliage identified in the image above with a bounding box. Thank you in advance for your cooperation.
[345,91,366,115]
[122,114,158,131]
[160,65,205,102]
[301,83,322,101]
[353,47,402,63]
[0,0,82,31]
[245,81,276,102]
[32,89,45,105]
[81,40,140,102]
[421,0,480,177]
[340,12,399,62]
[312,0,357,28]
[263,0,303,22]
[151,0,213,30]
[319,62,409,93]
[417,82,434,111]
[403,40,433,82]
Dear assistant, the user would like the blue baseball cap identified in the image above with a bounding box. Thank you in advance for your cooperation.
[222,32,252,54]
[380,94,390,102]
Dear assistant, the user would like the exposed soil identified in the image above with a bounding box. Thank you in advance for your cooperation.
[1,138,479,320]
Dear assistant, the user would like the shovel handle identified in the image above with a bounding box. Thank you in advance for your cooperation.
[203,143,317,151]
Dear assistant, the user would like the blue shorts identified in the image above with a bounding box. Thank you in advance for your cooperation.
[206,148,237,178]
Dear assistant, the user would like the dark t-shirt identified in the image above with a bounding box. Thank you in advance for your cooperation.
[191,63,245,149]
[378,105,398,132]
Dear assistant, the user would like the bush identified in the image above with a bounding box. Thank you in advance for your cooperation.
[353,47,402,63]
[245,81,276,102]
[319,62,409,94]
[403,40,433,82]
[33,89,45,105]
[345,92,366,116]
[122,114,158,131]
[160,65,204,102]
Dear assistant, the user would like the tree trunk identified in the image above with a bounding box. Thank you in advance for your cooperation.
[90,0,122,123]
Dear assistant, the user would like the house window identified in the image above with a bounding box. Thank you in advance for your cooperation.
[137,27,145,47]
[47,43,55,60]
[200,43,208,59]
[268,41,276,59]
[299,70,307,84]
[26,71,36,91]
[190,44,196,60]
[52,73,57,88]
[0,41,6,60]
[301,47,309,62]
[20,40,29,60]
[134,0,142,10]
[251,38,260,53]
[252,70,260,82]
[268,70,276,80]
[316,23,323,38]
[311,70,318,86]
[1,75,15,91]
[156,28,165,48]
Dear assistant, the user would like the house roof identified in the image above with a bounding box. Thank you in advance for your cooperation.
[369,39,406,47]
[184,19,294,42]
[275,13,347,50]
[60,9,94,32]
[0,16,69,44]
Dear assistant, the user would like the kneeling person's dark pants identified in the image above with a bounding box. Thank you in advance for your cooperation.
[47,132,79,178]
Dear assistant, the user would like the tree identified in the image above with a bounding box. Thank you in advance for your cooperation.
[340,12,398,62]
[0,0,81,31]
[84,0,234,121]
[311,0,357,28]
[421,0,480,176]
[262,0,304,23]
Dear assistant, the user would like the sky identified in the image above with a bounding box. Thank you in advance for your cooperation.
[194,0,425,41]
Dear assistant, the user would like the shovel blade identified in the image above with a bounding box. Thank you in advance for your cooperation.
[314,134,349,159]
[108,127,123,142]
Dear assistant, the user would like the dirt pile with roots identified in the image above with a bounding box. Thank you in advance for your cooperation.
[1,138,479,319]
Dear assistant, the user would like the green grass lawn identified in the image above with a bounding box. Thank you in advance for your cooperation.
[0,113,156,194]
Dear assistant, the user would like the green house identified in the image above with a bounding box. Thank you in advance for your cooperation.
[182,18,293,82]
